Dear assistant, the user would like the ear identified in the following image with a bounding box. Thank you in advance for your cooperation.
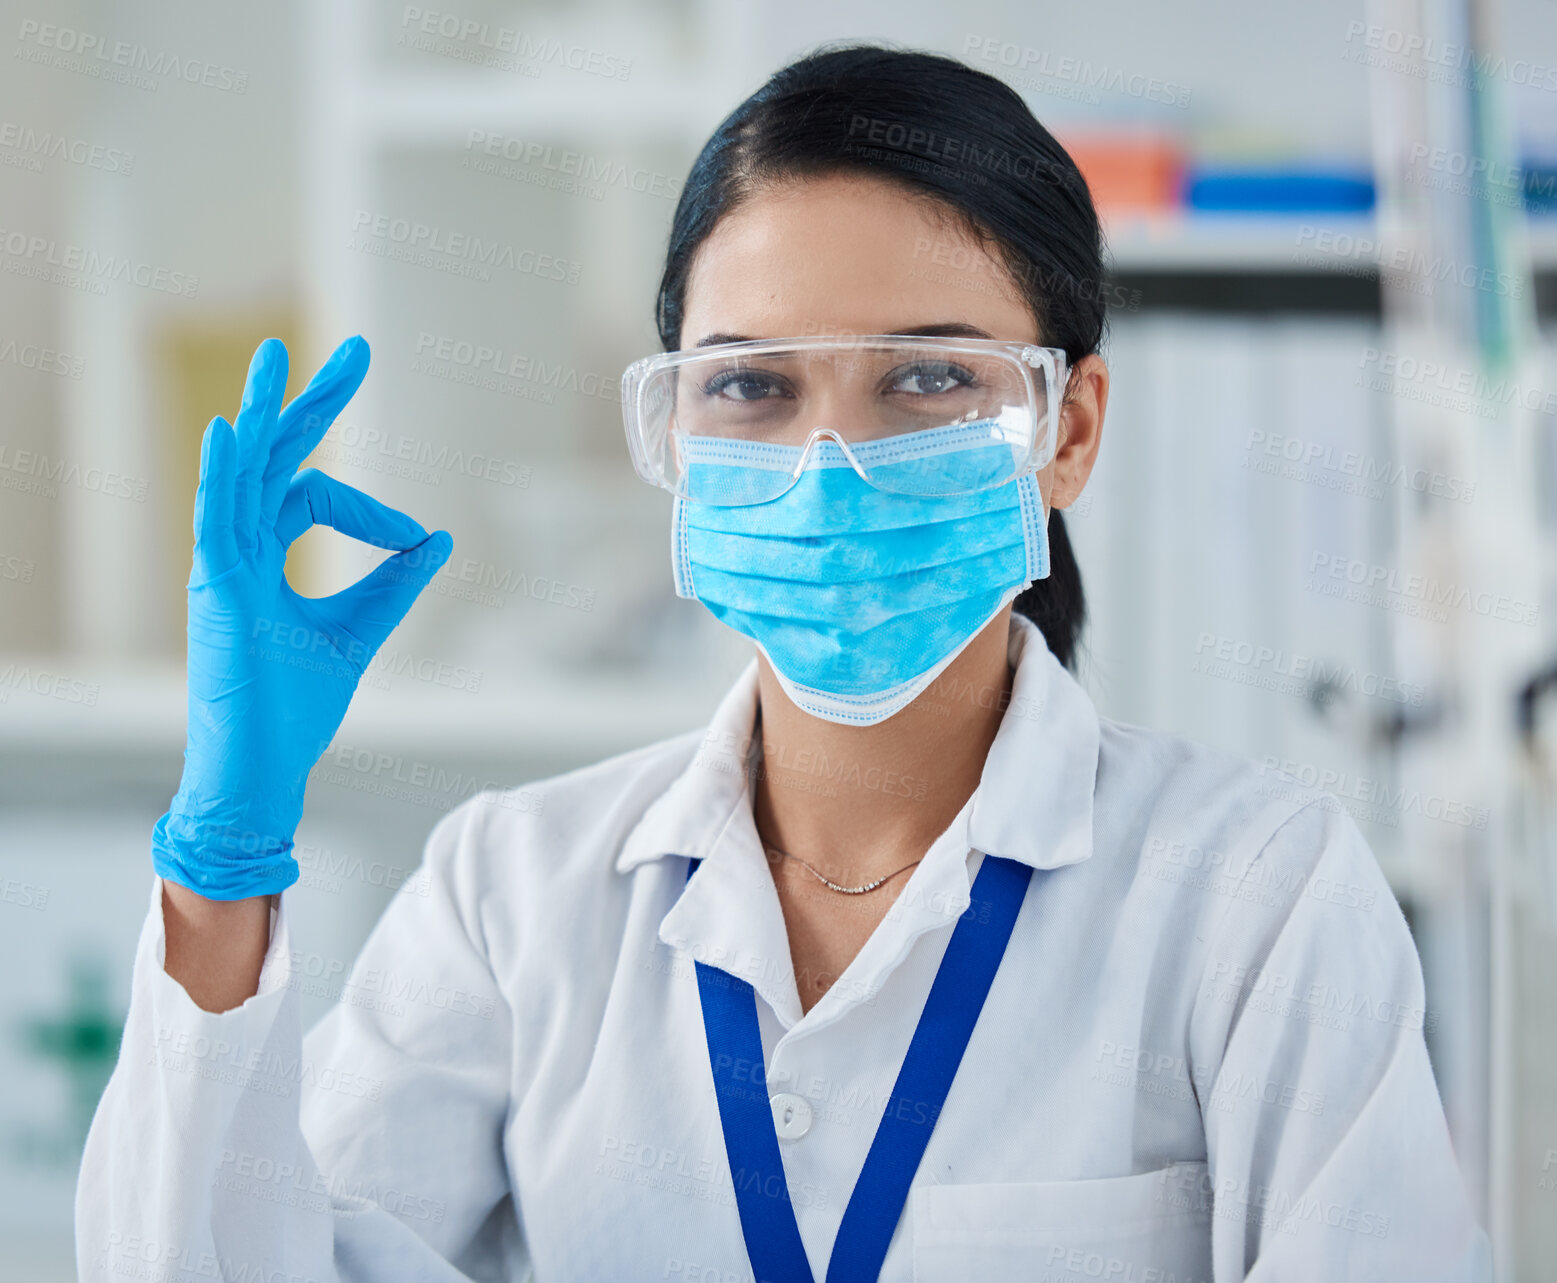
[1045,354,1108,511]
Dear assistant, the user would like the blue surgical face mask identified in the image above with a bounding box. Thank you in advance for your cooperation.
[671,422,1049,725]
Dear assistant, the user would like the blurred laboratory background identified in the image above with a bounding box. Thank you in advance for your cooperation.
[4,0,1557,1277]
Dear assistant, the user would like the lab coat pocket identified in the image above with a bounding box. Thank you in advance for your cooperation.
[910,1160,1213,1283]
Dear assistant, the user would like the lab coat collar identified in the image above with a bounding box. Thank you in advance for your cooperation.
[967,611,1101,873]
[616,614,1099,1027]
[615,612,1100,877]
[615,654,767,876]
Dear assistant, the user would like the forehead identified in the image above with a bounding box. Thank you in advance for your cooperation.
[680,173,1037,346]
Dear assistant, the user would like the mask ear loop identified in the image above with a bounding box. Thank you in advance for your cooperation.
[1012,358,1059,585]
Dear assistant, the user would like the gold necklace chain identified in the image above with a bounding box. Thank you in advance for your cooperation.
[766,847,923,895]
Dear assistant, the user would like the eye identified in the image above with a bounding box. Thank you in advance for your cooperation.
[887,361,978,396]
[700,369,791,402]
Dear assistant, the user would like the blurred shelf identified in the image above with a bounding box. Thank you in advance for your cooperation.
[357,72,712,147]
[1530,219,1557,272]
[1104,210,1557,273]
[0,1235,73,1283]
[1104,211,1380,271]
[0,657,731,764]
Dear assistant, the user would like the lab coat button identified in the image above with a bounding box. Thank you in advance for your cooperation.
[770,1092,812,1139]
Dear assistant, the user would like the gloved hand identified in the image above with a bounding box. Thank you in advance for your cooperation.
[151,336,453,900]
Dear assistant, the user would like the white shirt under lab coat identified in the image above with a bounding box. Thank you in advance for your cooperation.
[76,613,1490,1282]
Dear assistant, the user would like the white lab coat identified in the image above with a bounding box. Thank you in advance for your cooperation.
[76,613,1491,1281]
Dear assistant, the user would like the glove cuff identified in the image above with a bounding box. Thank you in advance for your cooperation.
[150,811,300,900]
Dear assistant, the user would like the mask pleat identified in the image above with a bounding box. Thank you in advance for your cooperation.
[685,512,1027,582]
[683,468,1025,535]
[671,431,1050,719]
[690,542,1028,628]
[708,590,1017,694]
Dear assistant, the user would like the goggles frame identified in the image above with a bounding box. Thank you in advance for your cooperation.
[620,334,1068,500]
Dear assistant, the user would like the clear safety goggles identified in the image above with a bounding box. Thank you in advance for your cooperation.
[621,334,1067,506]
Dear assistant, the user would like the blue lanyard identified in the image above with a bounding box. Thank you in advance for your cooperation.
[684,852,1034,1283]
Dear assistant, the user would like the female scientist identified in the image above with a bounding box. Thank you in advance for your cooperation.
[78,45,1488,1283]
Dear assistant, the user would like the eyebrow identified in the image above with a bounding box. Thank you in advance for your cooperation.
[693,322,996,347]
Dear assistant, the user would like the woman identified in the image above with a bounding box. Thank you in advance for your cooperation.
[77,45,1488,1282]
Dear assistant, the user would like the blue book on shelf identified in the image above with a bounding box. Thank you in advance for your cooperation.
[1183,167,1375,213]
[1522,165,1557,213]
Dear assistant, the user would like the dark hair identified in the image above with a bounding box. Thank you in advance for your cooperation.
[655,43,1106,671]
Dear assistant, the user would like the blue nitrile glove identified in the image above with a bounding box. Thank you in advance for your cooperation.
[151,336,453,900]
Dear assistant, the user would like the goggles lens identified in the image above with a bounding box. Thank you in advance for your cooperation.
[625,337,1059,505]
